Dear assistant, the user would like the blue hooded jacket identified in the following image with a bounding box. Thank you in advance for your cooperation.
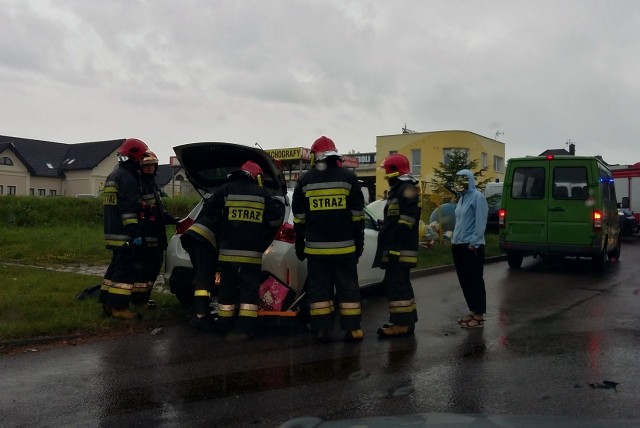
[451,169,488,247]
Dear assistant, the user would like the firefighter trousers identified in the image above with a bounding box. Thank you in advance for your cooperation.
[306,257,362,332]
[383,265,418,326]
[217,263,261,334]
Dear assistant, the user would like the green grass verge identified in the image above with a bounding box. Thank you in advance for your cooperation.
[0,264,183,346]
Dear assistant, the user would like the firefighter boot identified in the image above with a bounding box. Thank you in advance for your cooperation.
[101,304,112,317]
[317,329,333,343]
[111,307,142,320]
[344,329,364,342]
[377,324,414,338]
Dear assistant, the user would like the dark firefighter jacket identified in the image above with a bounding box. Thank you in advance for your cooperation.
[140,175,178,250]
[201,177,283,265]
[373,178,421,268]
[103,161,143,249]
[181,193,219,253]
[292,162,365,259]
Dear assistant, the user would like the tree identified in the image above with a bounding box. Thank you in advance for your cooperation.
[431,149,491,195]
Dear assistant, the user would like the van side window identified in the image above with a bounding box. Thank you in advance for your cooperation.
[599,169,616,204]
[553,167,587,200]
[511,167,545,199]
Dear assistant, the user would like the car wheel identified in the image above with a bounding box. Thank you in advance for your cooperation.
[507,252,523,269]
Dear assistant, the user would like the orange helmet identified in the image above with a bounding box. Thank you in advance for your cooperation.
[310,136,341,163]
[118,138,148,162]
[140,150,159,165]
[381,153,411,179]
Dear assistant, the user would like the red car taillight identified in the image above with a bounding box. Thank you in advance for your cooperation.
[175,217,195,235]
[275,222,296,244]
[593,210,602,231]
[498,209,506,228]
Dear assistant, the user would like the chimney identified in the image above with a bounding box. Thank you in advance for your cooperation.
[569,143,575,155]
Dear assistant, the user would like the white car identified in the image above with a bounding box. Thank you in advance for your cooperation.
[164,141,385,307]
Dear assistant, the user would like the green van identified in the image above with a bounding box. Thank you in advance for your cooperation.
[498,155,621,270]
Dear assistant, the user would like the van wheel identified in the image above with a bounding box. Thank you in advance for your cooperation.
[507,253,523,268]
[591,247,607,272]
[608,234,621,261]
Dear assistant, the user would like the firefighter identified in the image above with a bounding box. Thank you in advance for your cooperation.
[180,196,220,330]
[135,150,179,311]
[292,136,365,343]
[99,138,148,320]
[201,160,282,340]
[373,153,421,337]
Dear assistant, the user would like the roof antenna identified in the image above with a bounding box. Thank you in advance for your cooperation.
[254,142,263,149]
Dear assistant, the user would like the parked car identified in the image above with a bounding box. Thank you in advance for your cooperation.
[163,142,288,307]
[618,207,639,236]
[485,193,501,233]
[163,142,385,308]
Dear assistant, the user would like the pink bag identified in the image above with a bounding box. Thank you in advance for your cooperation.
[258,275,295,312]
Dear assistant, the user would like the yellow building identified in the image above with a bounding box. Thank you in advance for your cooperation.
[375,130,505,199]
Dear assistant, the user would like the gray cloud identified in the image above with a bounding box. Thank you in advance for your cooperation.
[1,0,639,165]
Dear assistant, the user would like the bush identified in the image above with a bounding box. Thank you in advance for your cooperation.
[0,195,200,228]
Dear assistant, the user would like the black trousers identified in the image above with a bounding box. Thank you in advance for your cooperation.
[451,244,486,314]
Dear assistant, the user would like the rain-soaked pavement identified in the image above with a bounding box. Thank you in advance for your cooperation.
[2,238,640,427]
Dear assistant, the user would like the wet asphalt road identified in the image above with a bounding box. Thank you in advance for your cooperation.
[2,238,640,427]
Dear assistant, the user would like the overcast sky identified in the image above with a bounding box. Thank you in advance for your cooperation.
[1,0,639,166]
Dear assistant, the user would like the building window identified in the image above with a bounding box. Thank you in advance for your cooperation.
[0,185,3,195]
[410,149,421,176]
[49,190,57,196]
[443,148,469,166]
[29,188,34,196]
[389,150,397,155]
[0,156,13,165]
[8,186,17,195]
[493,156,504,173]
[38,188,46,196]
[481,152,488,168]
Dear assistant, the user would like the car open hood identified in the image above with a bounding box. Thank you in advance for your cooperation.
[173,142,288,198]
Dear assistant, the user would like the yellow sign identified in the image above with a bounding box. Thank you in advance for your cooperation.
[265,147,310,161]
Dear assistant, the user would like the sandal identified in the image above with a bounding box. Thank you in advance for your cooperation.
[457,314,475,325]
[460,317,484,329]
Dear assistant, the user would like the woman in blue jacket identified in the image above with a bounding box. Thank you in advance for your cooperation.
[451,169,489,328]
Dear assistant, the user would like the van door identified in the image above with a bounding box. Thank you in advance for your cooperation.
[546,160,592,246]
[504,162,548,244]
